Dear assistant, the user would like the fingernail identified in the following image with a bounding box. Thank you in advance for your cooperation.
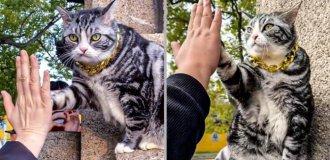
[44,70,49,79]
[204,0,209,6]
[20,50,26,56]
[198,0,203,5]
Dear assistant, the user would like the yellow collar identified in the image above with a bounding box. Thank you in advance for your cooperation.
[249,42,299,73]
[76,29,121,76]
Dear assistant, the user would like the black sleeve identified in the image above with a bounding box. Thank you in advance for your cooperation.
[0,141,37,160]
[167,73,210,160]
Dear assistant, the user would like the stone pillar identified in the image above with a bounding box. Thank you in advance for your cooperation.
[39,132,81,160]
[84,0,164,34]
[80,109,122,160]
[257,1,330,159]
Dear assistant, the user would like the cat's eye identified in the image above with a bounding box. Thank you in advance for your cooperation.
[246,27,253,33]
[68,34,78,42]
[264,24,274,31]
[91,34,101,41]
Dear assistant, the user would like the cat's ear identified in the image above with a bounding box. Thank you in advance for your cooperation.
[100,0,116,25]
[56,6,72,27]
[279,1,302,25]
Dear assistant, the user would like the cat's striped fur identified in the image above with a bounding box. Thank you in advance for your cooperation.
[52,1,164,153]
[217,3,313,160]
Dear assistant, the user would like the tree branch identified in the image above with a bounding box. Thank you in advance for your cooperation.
[0,5,79,49]
[0,16,61,48]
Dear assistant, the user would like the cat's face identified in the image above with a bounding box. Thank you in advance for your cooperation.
[56,2,117,66]
[243,3,301,64]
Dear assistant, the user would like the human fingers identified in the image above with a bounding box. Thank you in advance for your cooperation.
[16,56,23,97]
[64,111,71,121]
[1,91,14,118]
[193,0,204,28]
[30,55,41,104]
[171,42,181,58]
[210,8,222,33]
[188,4,197,31]
[51,113,66,120]
[41,71,51,107]
[201,0,212,28]
[20,50,32,102]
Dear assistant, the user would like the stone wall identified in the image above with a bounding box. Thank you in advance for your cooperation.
[257,0,330,159]
[85,0,164,34]
[39,132,81,160]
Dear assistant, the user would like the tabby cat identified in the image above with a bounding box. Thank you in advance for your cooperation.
[217,3,314,160]
[52,1,164,153]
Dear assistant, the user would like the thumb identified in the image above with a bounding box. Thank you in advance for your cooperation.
[171,42,181,58]
[1,91,14,118]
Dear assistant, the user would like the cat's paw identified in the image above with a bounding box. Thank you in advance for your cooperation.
[115,142,135,154]
[139,142,163,150]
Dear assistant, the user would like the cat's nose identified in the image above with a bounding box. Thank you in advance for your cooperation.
[79,47,88,54]
[252,35,258,40]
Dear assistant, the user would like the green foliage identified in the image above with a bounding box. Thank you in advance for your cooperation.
[0,0,82,115]
[167,0,256,134]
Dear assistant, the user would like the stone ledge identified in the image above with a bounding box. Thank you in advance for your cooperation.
[116,149,164,160]
[142,33,164,46]
[39,132,81,160]
[80,109,164,160]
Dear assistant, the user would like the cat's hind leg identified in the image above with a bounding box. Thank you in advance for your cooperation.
[115,97,149,154]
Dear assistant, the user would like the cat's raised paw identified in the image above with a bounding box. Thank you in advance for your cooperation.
[115,142,135,154]
[139,142,163,150]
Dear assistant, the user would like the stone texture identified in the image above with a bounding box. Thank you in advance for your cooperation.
[80,109,122,160]
[116,149,164,160]
[257,0,330,159]
[80,109,164,160]
[84,0,164,34]
[39,132,81,160]
[142,33,165,46]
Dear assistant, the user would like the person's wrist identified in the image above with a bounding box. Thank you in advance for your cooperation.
[176,64,212,89]
[16,132,47,158]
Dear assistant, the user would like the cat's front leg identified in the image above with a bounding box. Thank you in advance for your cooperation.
[115,97,149,154]
[282,114,309,160]
[52,81,96,110]
[217,44,257,103]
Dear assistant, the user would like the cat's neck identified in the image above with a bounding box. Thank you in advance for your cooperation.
[261,54,286,66]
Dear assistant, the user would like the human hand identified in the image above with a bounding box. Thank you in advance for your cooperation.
[1,50,52,157]
[171,0,222,89]
[49,111,66,131]
[63,110,80,132]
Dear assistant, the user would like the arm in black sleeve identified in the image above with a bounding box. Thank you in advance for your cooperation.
[0,141,37,160]
[167,73,210,160]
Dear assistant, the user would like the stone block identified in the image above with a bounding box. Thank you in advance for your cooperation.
[84,0,164,34]
[257,0,330,159]
[142,33,165,46]
[116,149,164,160]
[80,109,164,160]
[80,109,122,160]
[39,132,81,160]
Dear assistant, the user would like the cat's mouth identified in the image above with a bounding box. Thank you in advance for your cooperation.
[252,43,267,53]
